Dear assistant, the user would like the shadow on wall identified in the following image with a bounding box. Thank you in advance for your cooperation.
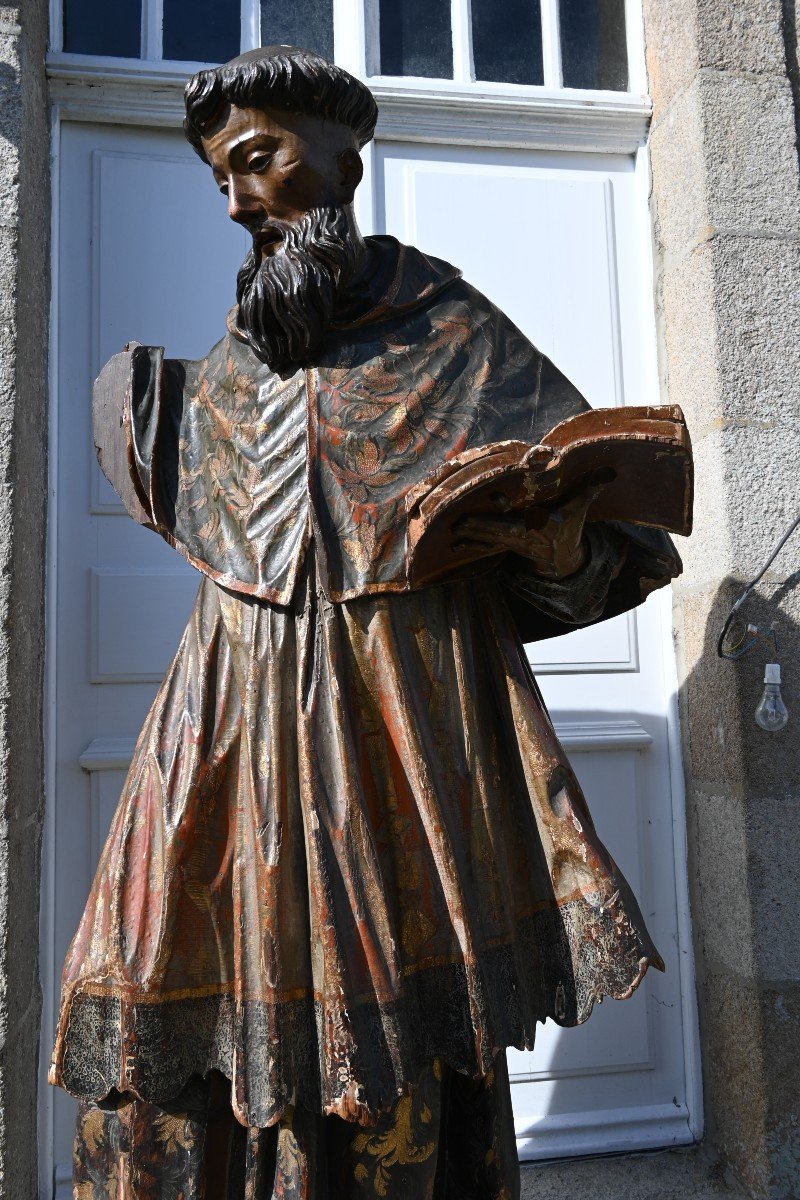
[679,570,800,1199]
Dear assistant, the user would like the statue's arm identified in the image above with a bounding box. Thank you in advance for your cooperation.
[93,344,185,530]
[452,307,685,638]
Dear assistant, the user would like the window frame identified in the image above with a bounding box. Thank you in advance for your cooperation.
[49,0,647,92]
[46,0,651,160]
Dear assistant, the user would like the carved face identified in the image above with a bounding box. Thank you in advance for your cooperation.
[200,103,363,256]
[200,103,365,373]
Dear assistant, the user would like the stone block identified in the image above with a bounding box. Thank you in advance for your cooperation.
[699,970,772,1197]
[657,240,800,450]
[687,783,756,978]
[643,0,787,114]
[650,73,800,254]
[700,73,800,239]
[759,982,800,1196]
[521,1146,744,1198]
[650,257,737,583]
[683,778,800,985]
[649,81,709,254]
[747,796,800,982]
[0,223,18,322]
[659,239,800,564]
[659,241,719,431]
[677,583,750,782]
[699,977,800,1197]
[677,553,799,756]
[671,452,731,591]
[693,0,787,82]
[708,235,800,425]
[0,17,21,225]
[694,424,800,577]
[642,0,701,114]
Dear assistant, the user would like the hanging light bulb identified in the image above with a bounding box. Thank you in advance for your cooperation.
[754,663,789,732]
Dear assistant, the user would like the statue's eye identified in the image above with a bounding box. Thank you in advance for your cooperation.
[247,153,272,174]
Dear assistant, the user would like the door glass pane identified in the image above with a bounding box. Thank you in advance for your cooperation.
[379,0,453,78]
[559,0,628,90]
[260,0,334,62]
[63,0,141,56]
[163,0,240,63]
[471,0,543,85]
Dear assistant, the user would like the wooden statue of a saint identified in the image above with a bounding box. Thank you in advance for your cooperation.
[50,46,689,1200]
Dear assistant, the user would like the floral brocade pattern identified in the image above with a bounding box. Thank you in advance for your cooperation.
[118,236,591,604]
[73,1057,520,1199]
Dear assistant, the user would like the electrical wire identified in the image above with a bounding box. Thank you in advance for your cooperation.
[717,510,800,659]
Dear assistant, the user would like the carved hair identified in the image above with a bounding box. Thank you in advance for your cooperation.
[184,45,378,159]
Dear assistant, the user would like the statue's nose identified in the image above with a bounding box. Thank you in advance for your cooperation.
[227,183,263,227]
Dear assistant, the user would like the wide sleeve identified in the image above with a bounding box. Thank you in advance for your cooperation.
[500,521,683,643]
[455,294,686,640]
[92,343,186,531]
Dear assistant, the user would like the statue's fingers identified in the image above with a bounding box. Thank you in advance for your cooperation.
[514,528,557,562]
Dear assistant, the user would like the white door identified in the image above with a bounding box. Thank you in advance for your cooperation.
[43,2,700,1191]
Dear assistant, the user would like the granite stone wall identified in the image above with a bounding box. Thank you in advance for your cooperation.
[642,1,800,1196]
[0,0,50,1195]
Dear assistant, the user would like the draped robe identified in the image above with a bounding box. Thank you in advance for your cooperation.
[50,235,681,1132]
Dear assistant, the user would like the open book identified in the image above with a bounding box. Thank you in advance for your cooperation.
[405,405,693,588]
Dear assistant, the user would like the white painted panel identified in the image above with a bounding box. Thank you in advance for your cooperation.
[529,610,638,673]
[514,1101,694,1162]
[91,466,126,514]
[510,988,652,1082]
[378,144,638,682]
[380,151,625,407]
[92,148,247,367]
[90,568,199,682]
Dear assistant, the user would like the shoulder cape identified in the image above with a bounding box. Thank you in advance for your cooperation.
[94,235,679,625]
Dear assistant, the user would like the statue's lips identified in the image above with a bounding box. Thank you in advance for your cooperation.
[253,226,284,257]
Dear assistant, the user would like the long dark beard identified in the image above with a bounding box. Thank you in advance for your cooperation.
[235,205,360,373]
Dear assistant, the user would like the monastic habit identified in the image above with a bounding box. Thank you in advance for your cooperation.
[51,46,683,1200]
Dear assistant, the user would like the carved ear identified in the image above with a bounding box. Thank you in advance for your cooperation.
[336,148,364,204]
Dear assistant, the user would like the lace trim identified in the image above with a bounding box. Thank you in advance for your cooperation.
[52,899,660,1128]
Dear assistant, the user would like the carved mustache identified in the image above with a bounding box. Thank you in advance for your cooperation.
[234,205,359,374]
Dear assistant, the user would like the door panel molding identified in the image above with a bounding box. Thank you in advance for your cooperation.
[529,611,639,675]
[515,1101,694,1162]
[89,567,199,683]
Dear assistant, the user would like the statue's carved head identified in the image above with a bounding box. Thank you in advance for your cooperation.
[184,47,379,373]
